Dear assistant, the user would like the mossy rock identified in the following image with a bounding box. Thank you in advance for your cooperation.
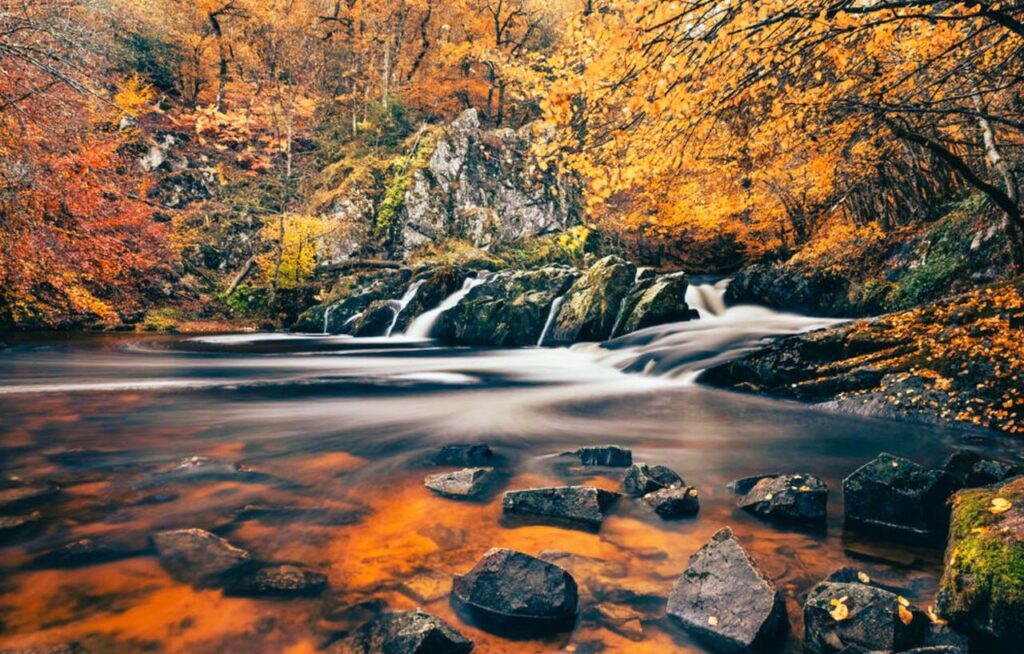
[548,256,636,345]
[937,476,1024,644]
[617,274,694,336]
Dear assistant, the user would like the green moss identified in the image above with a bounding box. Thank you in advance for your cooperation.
[374,130,436,238]
[139,307,192,332]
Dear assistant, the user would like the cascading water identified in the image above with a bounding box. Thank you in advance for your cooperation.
[385,279,426,337]
[404,275,488,339]
[685,278,729,317]
[322,304,336,335]
[536,295,566,346]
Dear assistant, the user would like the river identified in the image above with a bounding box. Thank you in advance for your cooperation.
[0,288,1020,653]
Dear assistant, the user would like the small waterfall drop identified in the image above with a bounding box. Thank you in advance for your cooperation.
[342,312,362,330]
[322,304,336,335]
[405,275,488,339]
[685,279,729,318]
[385,279,426,337]
[537,295,566,346]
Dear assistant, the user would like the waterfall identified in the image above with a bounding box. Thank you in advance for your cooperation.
[322,304,336,335]
[342,312,362,329]
[405,275,488,339]
[685,280,728,318]
[385,279,426,337]
[537,295,566,347]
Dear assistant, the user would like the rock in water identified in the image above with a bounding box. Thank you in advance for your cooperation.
[736,473,828,523]
[336,609,474,653]
[32,537,146,568]
[574,445,633,467]
[804,581,924,654]
[224,564,327,598]
[424,468,492,499]
[615,273,694,336]
[429,443,494,467]
[727,474,783,496]
[502,486,620,527]
[642,486,700,518]
[548,256,637,344]
[151,528,251,586]
[351,300,400,337]
[843,453,961,539]
[451,548,578,634]
[940,449,1021,488]
[622,463,684,496]
[936,476,1024,644]
[666,527,787,652]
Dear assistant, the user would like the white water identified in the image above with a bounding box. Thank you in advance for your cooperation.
[322,304,335,335]
[537,295,566,346]
[686,279,729,317]
[385,279,426,337]
[404,275,488,339]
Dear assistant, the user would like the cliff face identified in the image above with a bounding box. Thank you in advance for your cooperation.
[318,109,580,262]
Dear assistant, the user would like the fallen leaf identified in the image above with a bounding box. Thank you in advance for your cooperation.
[990,498,1012,514]
[856,571,870,584]
[898,604,914,626]
[708,616,718,626]
[829,597,849,621]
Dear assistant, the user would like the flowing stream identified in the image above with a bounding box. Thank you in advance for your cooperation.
[1,289,1022,653]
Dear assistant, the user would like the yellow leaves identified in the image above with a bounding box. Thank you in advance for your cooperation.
[707,615,719,626]
[897,596,913,626]
[112,74,156,122]
[989,498,1013,515]
[829,596,850,621]
[856,571,870,584]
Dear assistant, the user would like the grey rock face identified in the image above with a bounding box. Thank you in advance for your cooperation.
[666,527,787,653]
[424,468,493,498]
[622,463,684,496]
[151,528,251,586]
[804,581,924,654]
[502,486,620,527]
[575,445,633,467]
[335,609,474,654]
[548,256,637,344]
[451,547,578,633]
[843,453,961,538]
[224,563,327,598]
[642,486,700,518]
[737,473,828,523]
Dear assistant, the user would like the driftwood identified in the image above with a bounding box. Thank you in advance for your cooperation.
[314,259,404,275]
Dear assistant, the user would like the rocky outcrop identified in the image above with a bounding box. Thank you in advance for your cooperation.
[666,527,787,652]
[436,266,579,346]
[937,476,1024,645]
[451,548,579,634]
[726,264,854,317]
[546,256,636,344]
[293,268,412,334]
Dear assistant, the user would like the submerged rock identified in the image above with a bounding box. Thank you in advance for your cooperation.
[0,483,60,513]
[451,547,578,634]
[737,473,828,523]
[622,463,685,496]
[336,609,474,653]
[936,476,1024,644]
[940,449,1021,488]
[151,528,251,586]
[502,486,620,527]
[727,474,783,496]
[642,486,700,518]
[574,445,633,467]
[666,527,787,652]
[424,468,493,499]
[428,443,495,467]
[0,512,42,540]
[32,537,147,568]
[224,563,327,598]
[548,256,636,345]
[804,580,924,654]
[843,453,961,539]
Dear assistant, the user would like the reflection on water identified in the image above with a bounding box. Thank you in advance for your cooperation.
[0,329,1021,653]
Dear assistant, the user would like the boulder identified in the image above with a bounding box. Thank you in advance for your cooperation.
[727,474,783,496]
[622,463,685,496]
[940,449,1021,488]
[351,300,400,337]
[614,273,694,337]
[451,547,578,633]
[936,476,1024,644]
[804,581,924,654]
[223,563,327,598]
[548,256,637,344]
[437,266,580,346]
[736,473,828,523]
[843,453,961,539]
[574,445,633,467]
[642,486,700,518]
[151,528,252,587]
[335,609,474,654]
[428,443,494,467]
[502,486,620,528]
[32,536,147,568]
[424,468,493,499]
[666,527,787,652]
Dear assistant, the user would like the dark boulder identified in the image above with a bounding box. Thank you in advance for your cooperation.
[548,256,637,344]
[804,581,925,654]
[451,547,578,634]
[151,528,252,587]
[737,473,828,523]
[666,527,787,652]
[940,449,1021,488]
[622,463,684,496]
[642,486,700,518]
[614,273,694,337]
[393,267,470,333]
[335,609,473,654]
[224,563,327,598]
[502,486,620,528]
[843,453,961,539]
[428,443,494,467]
[727,474,783,496]
[424,468,493,499]
[351,300,400,337]
[936,476,1024,644]
[725,263,854,317]
[574,445,632,467]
